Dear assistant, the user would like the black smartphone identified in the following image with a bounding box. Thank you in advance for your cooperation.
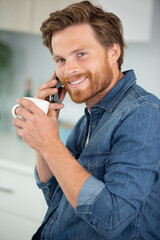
[50,75,62,103]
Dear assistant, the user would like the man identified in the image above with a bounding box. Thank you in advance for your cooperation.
[13,1,160,239]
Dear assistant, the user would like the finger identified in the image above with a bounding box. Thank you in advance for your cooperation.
[17,98,43,115]
[13,117,25,128]
[50,102,64,111]
[37,87,58,100]
[15,106,32,120]
[16,127,23,139]
[39,71,57,92]
[39,79,57,91]
[35,79,58,99]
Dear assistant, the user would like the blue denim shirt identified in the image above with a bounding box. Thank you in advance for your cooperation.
[34,70,160,240]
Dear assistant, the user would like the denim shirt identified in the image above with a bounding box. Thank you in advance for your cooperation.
[33,70,160,240]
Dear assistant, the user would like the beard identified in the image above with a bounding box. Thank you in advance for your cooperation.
[60,56,113,104]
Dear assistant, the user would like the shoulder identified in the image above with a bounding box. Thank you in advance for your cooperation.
[122,91,160,120]
[116,82,160,121]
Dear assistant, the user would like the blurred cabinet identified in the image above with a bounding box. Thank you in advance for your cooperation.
[0,0,91,34]
[0,160,47,240]
[0,0,32,33]
[31,0,59,34]
[0,0,153,41]
[32,0,98,34]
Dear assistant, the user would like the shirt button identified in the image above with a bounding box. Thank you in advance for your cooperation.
[87,163,91,168]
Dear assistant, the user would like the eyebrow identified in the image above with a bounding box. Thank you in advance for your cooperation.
[53,54,62,61]
[70,48,87,55]
[53,48,89,60]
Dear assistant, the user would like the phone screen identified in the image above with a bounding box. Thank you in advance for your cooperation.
[50,76,62,103]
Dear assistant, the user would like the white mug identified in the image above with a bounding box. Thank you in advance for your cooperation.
[12,97,49,118]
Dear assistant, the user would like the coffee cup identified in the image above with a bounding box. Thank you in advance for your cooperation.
[12,97,49,118]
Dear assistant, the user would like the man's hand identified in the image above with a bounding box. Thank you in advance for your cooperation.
[13,71,66,153]
[35,71,66,116]
[13,97,62,155]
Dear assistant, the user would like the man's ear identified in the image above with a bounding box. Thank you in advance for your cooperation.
[108,43,121,65]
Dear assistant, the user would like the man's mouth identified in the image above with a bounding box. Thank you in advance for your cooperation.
[68,76,88,86]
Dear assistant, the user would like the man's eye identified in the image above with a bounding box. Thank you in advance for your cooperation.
[77,52,86,57]
[57,58,65,63]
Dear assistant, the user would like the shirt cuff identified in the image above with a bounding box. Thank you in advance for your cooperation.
[34,167,59,205]
[77,175,105,206]
[34,167,55,189]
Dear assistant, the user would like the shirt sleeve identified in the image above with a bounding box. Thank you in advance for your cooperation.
[77,175,105,206]
[34,167,58,206]
[75,103,160,238]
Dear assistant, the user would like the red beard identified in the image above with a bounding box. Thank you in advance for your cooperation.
[60,57,113,104]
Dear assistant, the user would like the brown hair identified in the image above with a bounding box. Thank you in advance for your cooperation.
[40,1,126,70]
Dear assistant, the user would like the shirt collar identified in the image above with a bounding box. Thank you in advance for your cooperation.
[90,69,137,112]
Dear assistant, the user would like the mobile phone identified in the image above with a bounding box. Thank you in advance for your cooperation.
[50,75,62,103]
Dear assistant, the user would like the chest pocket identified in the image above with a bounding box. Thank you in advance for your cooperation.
[78,152,109,180]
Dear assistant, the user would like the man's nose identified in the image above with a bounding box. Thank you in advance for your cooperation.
[65,58,79,75]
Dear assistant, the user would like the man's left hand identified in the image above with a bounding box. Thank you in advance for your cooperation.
[13,98,60,155]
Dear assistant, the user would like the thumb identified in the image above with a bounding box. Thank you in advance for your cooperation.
[48,107,58,120]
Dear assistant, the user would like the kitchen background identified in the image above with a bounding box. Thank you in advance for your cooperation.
[0,0,160,239]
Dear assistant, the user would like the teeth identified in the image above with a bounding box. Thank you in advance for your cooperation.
[70,77,86,85]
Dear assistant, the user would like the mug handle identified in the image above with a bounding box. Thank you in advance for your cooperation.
[12,104,20,118]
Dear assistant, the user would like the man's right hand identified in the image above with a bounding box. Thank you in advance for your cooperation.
[35,71,66,117]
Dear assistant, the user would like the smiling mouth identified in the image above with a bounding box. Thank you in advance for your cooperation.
[68,76,88,86]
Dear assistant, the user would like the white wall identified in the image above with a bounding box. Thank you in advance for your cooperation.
[0,0,159,129]
[122,0,160,98]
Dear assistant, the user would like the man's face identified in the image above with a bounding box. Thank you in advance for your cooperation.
[52,23,113,106]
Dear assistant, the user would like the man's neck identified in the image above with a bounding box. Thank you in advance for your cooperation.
[86,71,123,110]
